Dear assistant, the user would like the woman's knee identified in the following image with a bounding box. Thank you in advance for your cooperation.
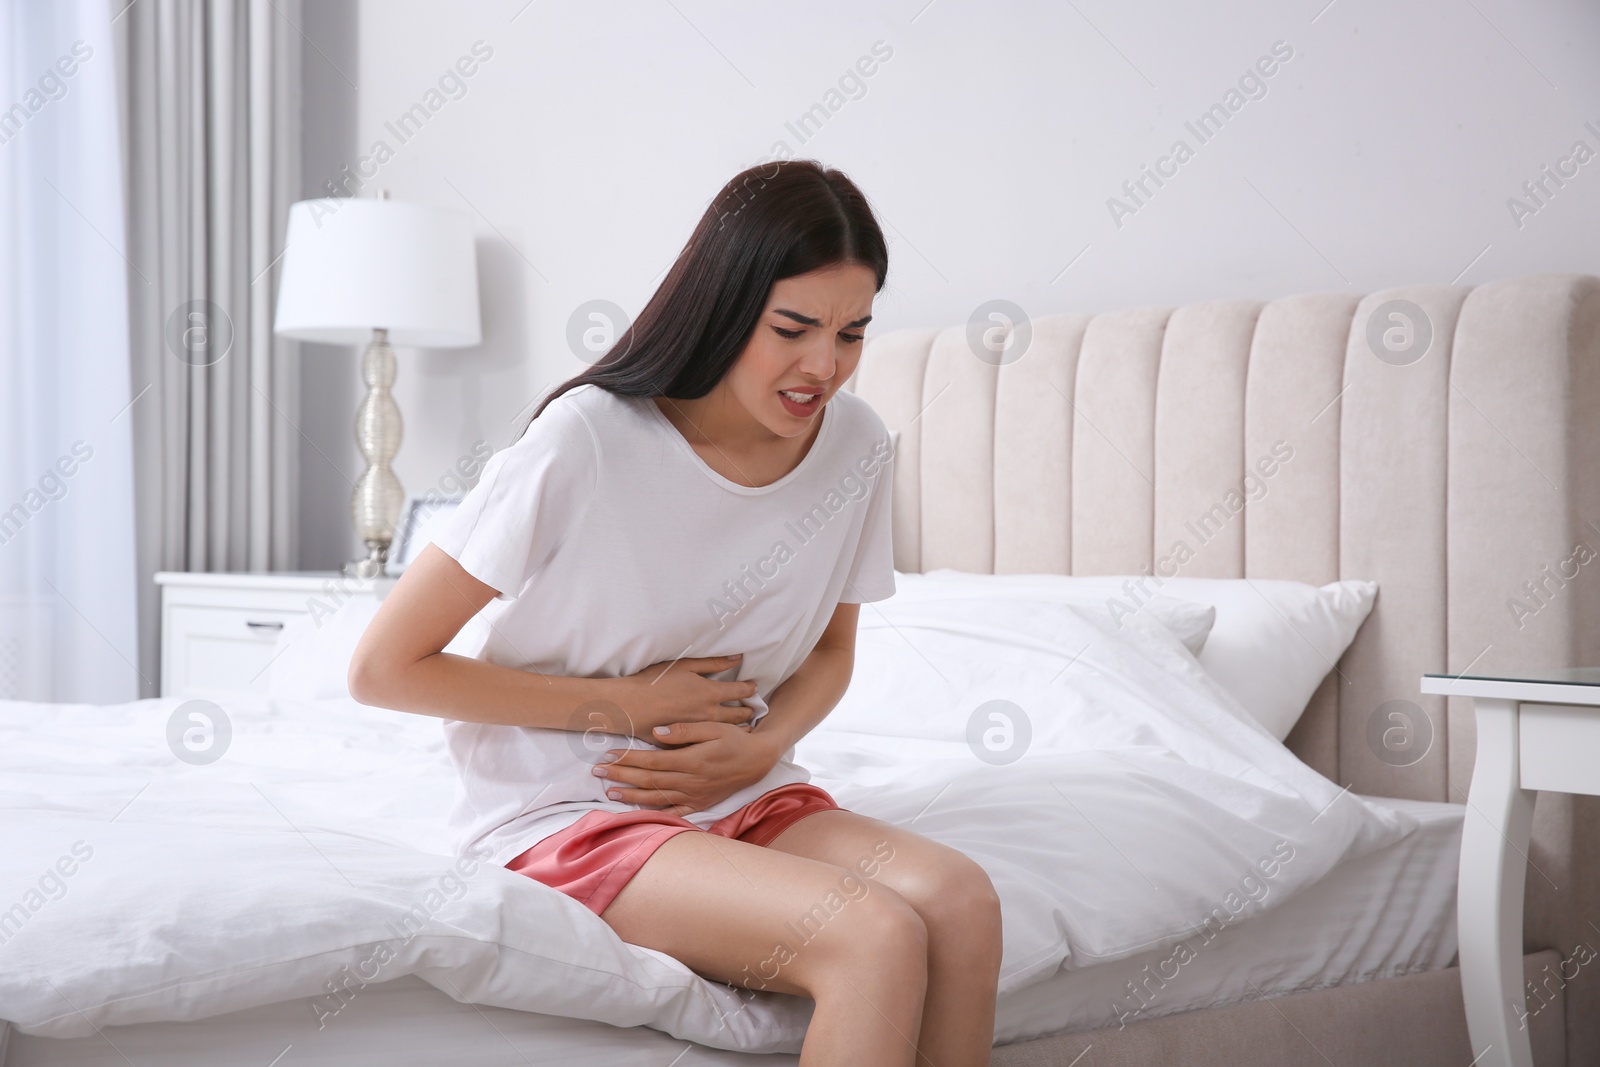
[784,880,928,993]
[899,850,1004,954]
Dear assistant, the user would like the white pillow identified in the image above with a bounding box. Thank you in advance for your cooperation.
[1177,577,1376,741]
[267,594,487,701]
[912,570,1377,741]
[806,592,1415,978]
[889,571,1216,657]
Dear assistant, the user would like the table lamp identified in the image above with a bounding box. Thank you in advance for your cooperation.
[273,192,481,577]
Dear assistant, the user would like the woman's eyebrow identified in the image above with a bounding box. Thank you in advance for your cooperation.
[773,308,874,328]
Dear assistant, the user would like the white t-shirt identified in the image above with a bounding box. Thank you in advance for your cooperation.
[430,383,897,866]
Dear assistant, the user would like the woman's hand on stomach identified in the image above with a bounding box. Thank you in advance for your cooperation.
[606,654,759,742]
[594,722,783,816]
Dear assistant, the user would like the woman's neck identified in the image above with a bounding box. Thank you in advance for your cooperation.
[653,389,824,488]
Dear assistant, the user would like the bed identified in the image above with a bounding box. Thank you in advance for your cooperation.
[4,272,1597,1066]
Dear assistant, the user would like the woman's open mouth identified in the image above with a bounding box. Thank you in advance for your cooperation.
[778,387,823,417]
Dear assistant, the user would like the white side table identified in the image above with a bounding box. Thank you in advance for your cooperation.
[1421,668,1600,1067]
[155,572,391,699]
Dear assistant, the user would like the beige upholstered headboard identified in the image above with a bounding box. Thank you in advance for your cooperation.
[849,274,1600,1038]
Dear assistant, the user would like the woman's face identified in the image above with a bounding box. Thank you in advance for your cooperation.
[721,262,877,439]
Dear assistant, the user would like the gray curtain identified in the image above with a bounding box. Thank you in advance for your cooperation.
[115,0,302,695]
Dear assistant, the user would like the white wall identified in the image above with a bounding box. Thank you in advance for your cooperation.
[297,0,1600,567]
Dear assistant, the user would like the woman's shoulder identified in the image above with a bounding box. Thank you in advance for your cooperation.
[538,382,629,420]
[825,389,893,455]
[519,384,641,447]
[489,387,616,487]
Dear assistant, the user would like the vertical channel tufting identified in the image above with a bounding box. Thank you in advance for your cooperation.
[852,326,939,572]
[1244,292,1356,583]
[1152,300,1262,579]
[852,277,1600,1063]
[1071,307,1171,574]
[1446,276,1600,998]
[1244,290,1359,780]
[918,326,1001,572]
[855,277,1599,809]
[1445,275,1600,795]
[993,314,1091,574]
[1338,284,1469,801]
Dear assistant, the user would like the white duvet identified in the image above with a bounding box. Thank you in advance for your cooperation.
[0,596,1415,1053]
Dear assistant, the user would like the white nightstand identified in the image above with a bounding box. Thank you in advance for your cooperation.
[155,572,392,699]
[1420,667,1600,1067]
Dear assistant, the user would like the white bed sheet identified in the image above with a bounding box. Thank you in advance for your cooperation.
[2,594,1423,1052]
[996,794,1462,1043]
[7,797,1460,1066]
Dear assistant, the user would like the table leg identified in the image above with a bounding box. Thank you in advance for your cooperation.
[1458,697,1537,1067]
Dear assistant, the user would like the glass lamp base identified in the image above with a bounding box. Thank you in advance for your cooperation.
[343,540,390,579]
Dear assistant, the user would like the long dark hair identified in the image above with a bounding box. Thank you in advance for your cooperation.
[524,160,889,430]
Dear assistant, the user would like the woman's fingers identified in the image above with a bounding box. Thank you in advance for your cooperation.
[710,692,757,720]
[673,654,743,674]
[606,785,695,814]
[604,727,723,771]
[599,754,704,788]
[650,721,725,745]
[603,747,681,772]
[714,678,760,701]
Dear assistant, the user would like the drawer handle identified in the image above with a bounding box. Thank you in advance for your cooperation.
[245,620,285,631]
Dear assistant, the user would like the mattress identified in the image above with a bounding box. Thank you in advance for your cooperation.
[8,796,1461,1066]
[996,795,1461,1042]
[4,596,1426,1051]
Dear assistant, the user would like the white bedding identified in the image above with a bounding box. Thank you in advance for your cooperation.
[0,595,1417,1053]
[996,795,1461,1041]
[5,797,1461,1065]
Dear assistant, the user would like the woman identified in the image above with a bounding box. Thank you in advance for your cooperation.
[349,160,1003,1066]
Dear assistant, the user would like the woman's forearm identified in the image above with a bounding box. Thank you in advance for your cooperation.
[349,649,624,730]
[749,642,855,754]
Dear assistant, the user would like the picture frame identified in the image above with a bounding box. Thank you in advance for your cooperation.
[387,494,464,575]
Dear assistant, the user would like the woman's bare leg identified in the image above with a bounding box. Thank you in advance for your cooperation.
[768,811,1003,1067]
[600,829,929,1067]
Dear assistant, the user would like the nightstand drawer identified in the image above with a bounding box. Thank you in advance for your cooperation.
[163,605,304,698]
[155,572,387,698]
[1520,703,1600,794]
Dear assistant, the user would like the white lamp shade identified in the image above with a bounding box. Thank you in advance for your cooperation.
[273,198,482,347]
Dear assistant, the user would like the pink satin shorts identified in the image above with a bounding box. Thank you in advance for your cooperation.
[505,783,841,916]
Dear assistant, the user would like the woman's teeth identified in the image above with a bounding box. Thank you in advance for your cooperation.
[780,390,818,404]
